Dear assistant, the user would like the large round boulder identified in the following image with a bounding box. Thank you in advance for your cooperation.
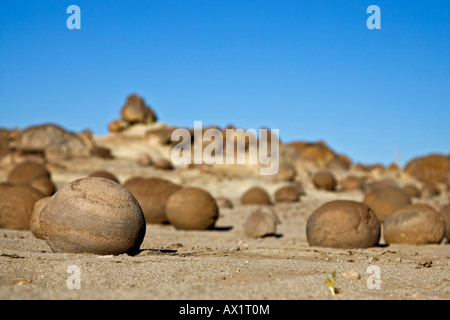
[0,185,46,230]
[363,188,411,222]
[124,177,181,224]
[241,187,271,205]
[440,204,450,241]
[312,171,337,191]
[166,187,219,230]
[306,200,381,249]
[404,154,450,184]
[40,178,146,255]
[383,204,446,245]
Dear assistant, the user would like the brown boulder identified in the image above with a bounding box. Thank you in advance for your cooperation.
[274,185,301,203]
[439,204,450,241]
[384,204,445,245]
[312,171,337,191]
[340,175,365,192]
[11,124,91,159]
[29,196,51,240]
[404,154,450,184]
[288,141,336,166]
[363,188,411,222]
[7,161,50,185]
[88,170,120,184]
[306,200,381,249]
[402,184,422,199]
[0,185,46,230]
[363,178,401,194]
[166,187,219,230]
[7,161,55,196]
[326,155,352,171]
[241,187,271,205]
[124,177,181,224]
[121,94,157,124]
[30,176,56,196]
[243,207,280,238]
[40,178,146,255]
[0,182,12,194]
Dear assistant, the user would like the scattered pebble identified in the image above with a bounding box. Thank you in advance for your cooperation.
[418,258,433,268]
[342,270,361,280]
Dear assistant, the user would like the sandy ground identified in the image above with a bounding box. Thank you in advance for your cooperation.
[1,181,449,300]
[0,131,449,300]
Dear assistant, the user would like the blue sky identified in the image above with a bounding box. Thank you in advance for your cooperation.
[1,1,449,166]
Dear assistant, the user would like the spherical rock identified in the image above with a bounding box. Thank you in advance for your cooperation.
[363,188,411,222]
[0,182,12,194]
[40,178,146,255]
[88,170,120,184]
[124,177,181,224]
[0,185,46,230]
[340,175,365,192]
[274,185,301,203]
[7,161,50,185]
[404,154,450,184]
[272,164,296,182]
[440,204,450,241]
[243,207,280,238]
[30,176,55,196]
[166,187,219,230]
[30,196,51,240]
[363,178,401,194]
[384,204,445,245]
[306,200,381,249]
[241,187,271,205]
[312,171,337,191]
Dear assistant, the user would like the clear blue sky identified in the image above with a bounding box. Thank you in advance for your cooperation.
[1,1,449,166]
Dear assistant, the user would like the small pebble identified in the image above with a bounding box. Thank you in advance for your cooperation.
[418,258,433,268]
[342,270,361,280]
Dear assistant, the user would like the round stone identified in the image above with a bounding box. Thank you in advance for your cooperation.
[402,184,422,199]
[440,204,450,241]
[88,170,120,184]
[166,187,219,230]
[306,200,381,249]
[124,177,181,224]
[40,177,146,255]
[363,188,411,222]
[384,204,446,245]
[243,207,280,238]
[274,185,301,203]
[312,171,337,191]
[241,187,271,205]
[7,161,50,185]
[29,196,51,240]
[0,185,46,230]
[340,175,365,192]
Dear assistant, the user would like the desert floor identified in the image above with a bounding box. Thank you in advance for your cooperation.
[0,158,449,300]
